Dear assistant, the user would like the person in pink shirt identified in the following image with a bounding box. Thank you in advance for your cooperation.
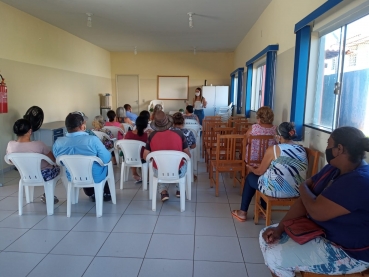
[105,110,125,140]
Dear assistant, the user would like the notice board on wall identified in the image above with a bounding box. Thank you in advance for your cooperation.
[157,76,189,100]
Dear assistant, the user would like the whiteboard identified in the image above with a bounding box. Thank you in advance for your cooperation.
[157,76,189,100]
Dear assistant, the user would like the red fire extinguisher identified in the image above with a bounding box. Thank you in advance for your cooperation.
[0,74,7,114]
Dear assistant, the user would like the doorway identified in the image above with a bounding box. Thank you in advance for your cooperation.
[116,75,139,114]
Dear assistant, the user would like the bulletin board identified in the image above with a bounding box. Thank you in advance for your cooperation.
[157,76,189,100]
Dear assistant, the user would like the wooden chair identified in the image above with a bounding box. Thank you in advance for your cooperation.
[209,134,247,196]
[300,270,369,277]
[235,122,253,134]
[206,127,235,174]
[227,116,248,128]
[254,147,320,226]
[202,120,223,160]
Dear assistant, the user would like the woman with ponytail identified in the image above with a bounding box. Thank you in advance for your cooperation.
[232,122,308,222]
[124,115,148,182]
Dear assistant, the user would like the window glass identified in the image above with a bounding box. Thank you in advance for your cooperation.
[233,76,238,106]
[251,64,266,111]
[309,14,369,135]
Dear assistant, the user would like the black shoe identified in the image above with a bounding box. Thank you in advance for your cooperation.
[161,193,169,202]
[103,193,112,202]
[90,194,95,202]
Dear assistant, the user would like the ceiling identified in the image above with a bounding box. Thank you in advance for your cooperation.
[2,0,271,52]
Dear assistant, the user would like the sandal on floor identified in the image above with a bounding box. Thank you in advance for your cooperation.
[231,210,246,222]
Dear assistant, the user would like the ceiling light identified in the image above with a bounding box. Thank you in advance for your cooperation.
[86,13,93,27]
[134,46,137,55]
[193,47,196,55]
[187,12,194,28]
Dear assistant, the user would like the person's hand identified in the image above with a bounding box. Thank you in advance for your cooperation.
[262,226,283,244]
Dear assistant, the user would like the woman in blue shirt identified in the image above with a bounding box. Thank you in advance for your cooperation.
[260,126,369,277]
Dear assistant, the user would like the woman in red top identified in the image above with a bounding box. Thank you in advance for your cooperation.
[124,115,148,182]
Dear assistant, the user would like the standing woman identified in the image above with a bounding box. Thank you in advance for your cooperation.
[193,87,207,125]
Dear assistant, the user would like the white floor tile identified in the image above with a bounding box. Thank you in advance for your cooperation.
[98,233,151,258]
[239,237,265,263]
[32,213,84,231]
[154,215,195,235]
[146,234,194,260]
[194,261,248,277]
[0,251,45,277]
[160,201,196,216]
[245,263,271,277]
[196,190,228,203]
[0,196,25,211]
[0,213,46,228]
[72,214,121,232]
[113,214,158,233]
[5,229,67,253]
[84,257,142,277]
[194,235,243,262]
[195,217,237,237]
[196,202,231,218]
[51,231,109,256]
[139,259,193,277]
[0,185,19,197]
[0,227,28,250]
[0,210,15,222]
[28,254,93,277]
[124,200,162,215]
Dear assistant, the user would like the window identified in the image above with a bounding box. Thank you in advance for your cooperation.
[251,64,266,111]
[233,76,238,106]
[308,14,369,135]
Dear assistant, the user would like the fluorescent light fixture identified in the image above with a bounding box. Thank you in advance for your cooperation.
[86,13,93,27]
[187,12,194,28]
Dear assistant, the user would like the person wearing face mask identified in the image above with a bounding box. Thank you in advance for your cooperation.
[232,122,308,222]
[193,87,207,125]
[260,126,369,277]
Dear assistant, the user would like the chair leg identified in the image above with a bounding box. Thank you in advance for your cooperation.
[18,181,23,216]
[94,184,104,218]
[179,180,186,212]
[152,178,158,211]
[149,162,153,200]
[186,161,192,201]
[67,183,73,217]
[44,182,55,216]
[142,164,148,191]
[254,194,260,225]
[107,162,116,204]
[124,165,130,181]
[266,202,272,226]
[120,161,125,190]
[29,186,35,203]
[215,170,219,197]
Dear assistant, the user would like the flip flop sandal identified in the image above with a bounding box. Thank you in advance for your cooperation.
[231,210,246,222]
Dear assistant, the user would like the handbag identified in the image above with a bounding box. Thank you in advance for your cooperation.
[283,216,325,245]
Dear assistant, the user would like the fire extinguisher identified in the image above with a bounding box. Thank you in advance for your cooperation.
[0,74,7,114]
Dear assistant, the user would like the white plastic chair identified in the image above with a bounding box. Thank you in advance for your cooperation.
[115,140,148,191]
[217,102,233,122]
[102,126,125,167]
[56,155,116,218]
[185,125,200,172]
[122,123,133,133]
[148,100,164,111]
[4,153,62,216]
[146,151,191,212]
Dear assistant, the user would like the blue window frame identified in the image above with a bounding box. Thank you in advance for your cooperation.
[244,45,278,117]
[230,67,244,114]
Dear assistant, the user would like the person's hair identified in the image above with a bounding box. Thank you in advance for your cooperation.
[152,104,163,120]
[186,105,194,114]
[116,107,126,118]
[139,110,150,120]
[13,119,31,136]
[331,126,369,163]
[172,112,185,126]
[135,116,148,136]
[65,113,84,133]
[256,106,274,124]
[92,115,105,130]
[107,110,116,122]
[277,122,297,140]
[195,87,202,98]
[124,104,131,111]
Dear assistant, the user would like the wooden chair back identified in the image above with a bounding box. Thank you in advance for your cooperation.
[303,147,320,178]
[235,122,253,134]
[245,135,275,166]
[202,121,223,158]
[227,116,248,128]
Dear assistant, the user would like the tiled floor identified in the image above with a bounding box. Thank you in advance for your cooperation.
[0,161,277,277]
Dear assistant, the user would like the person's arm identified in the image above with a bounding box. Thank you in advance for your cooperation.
[246,145,275,176]
[245,128,252,146]
[183,147,191,158]
[299,183,350,221]
[202,97,207,108]
[46,151,56,162]
[195,115,200,123]
[143,149,150,160]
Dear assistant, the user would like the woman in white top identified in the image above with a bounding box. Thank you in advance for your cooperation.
[193,87,207,125]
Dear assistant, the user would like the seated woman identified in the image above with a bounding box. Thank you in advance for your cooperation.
[150,104,163,121]
[232,122,308,222]
[245,106,277,166]
[124,116,148,182]
[183,105,200,124]
[6,119,60,204]
[260,126,369,277]
[91,115,117,165]
[116,107,134,127]
[133,110,153,134]
[105,110,125,140]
